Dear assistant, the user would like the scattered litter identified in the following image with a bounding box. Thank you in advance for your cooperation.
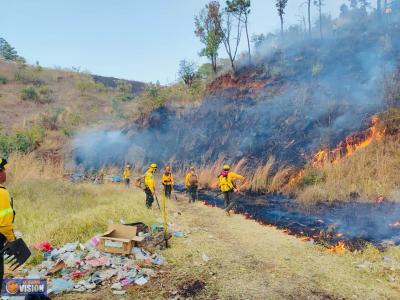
[112,290,126,295]
[111,282,123,290]
[152,254,166,265]
[50,278,74,294]
[132,247,150,260]
[33,241,54,252]
[134,276,149,286]
[173,230,185,238]
[86,256,108,267]
[25,224,169,295]
[47,260,66,275]
[201,253,209,262]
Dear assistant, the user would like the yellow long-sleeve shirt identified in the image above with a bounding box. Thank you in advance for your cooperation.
[162,173,174,186]
[123,168,131,179]
[0,185,15,241]
[185,171,199,187]
[144,169,155,193]
[218,172,245,192]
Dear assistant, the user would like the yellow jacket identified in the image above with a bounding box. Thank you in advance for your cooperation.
[219,172,244,192]
[162,172,174,186]
[0,185,15,241]
[185,171,199,187]
[123,168,131,179]
[144,169,155,193]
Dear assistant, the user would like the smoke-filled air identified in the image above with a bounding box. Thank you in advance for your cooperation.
[73,3,398,170]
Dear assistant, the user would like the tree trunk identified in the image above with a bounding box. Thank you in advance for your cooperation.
[377,0,382,17]
[280,14,284,37]
[319,1,323,39]
[212,55,217,73]
[308,0,312,37]
[245,18,251,65]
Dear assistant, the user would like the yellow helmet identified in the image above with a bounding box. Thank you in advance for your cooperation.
[190,166,195,171]
[150,163,158,169]
[223,164,230,170]
[0,158,7,170]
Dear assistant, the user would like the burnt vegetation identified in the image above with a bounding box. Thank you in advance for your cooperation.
[75,1,400,171]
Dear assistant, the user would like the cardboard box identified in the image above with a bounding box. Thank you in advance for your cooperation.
[98,224,144,255]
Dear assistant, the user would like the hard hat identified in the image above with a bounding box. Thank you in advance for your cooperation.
[165,165,171,171]
[223,164,230,170]
[150,163,158,169]
[0,158,7,171]
[190,166,195,170]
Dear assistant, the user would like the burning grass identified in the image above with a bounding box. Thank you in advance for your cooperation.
[297,138,400,203]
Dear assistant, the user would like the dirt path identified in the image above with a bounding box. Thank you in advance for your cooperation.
[58,192,400,299]
[159,195,400,299]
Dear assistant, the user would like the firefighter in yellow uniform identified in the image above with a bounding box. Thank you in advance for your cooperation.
[0,158,15,288]
[162,165,174,199]
[218,164,246,216]
[144,163,157,208]
[123,164,131,187]
[185,166,199,203]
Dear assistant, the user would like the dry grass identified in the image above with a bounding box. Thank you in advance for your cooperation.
[297,138,400,202]
[3,155,400,299]
[7,152,64,182]
[11,181,156,246]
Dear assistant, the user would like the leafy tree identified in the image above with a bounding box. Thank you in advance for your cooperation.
[220,6,243,71]
[340,3,350,16]
[349,0,358,9]
[226,0,252,64]
[178,60,198,88]
[251,33,266,49]
[275,0,289,37]
[197,63,213,80]
[0,38,24,61]
[195,1,223,73]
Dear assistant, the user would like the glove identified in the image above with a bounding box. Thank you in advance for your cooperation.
[0,238,31,271]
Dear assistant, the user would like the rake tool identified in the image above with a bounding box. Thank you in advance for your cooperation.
[1,238,31,271]
[154,194,161,210]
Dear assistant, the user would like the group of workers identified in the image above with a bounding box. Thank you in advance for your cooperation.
[123,162,246,216]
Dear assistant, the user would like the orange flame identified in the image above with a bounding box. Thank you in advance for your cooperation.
[327,241,346,253]
[312,115,385,166]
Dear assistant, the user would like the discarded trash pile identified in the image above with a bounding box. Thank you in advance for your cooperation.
[26,228,167,295]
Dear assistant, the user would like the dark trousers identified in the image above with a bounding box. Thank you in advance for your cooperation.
[0,234,6,292]
[164,185,172,199]
[145,187,154,208]
[124,178,130,186]
[223,190,235,212]
[188,186,198,203]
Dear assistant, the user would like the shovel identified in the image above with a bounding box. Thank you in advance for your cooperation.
[1,238,31,271]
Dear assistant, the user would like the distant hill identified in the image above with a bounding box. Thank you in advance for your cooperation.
[91,74,146,96]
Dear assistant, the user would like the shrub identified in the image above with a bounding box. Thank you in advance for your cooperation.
[0,126,44,156]
[0,75,8,84]
[20,86,53,104]
[298,168,325,188]
[21,86,39,101]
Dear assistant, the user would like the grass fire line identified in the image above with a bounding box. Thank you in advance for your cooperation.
[1,154,399,299]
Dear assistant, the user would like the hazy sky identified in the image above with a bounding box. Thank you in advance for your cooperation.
[1,1,345,83]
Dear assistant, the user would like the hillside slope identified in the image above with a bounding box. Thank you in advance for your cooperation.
[0,59,146,161]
